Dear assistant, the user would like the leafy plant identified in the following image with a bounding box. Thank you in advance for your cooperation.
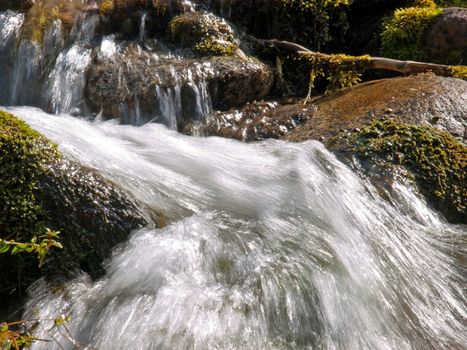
[381,6,442,60]
[0,229,62,268]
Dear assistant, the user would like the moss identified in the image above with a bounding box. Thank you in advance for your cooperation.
[328,119,466,222]
[99,0,115,15]
[283,52,370,95]
[380,6,442,61]
[450,65,467,80]
[168,12,238,56]
[410,0,437,8]
[21,0,82,43]
[0,110,60,242]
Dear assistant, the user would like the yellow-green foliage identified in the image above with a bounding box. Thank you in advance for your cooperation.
[411,0,437,8]
[381,6,442,61]
[99,0,115,15]
[22,0,84,43]
[168,12,238,56]
[0,111,59,241]
[292,52,370,95]
[329,119,467,222]
[450,66,467,79]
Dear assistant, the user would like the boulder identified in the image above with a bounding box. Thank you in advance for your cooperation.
[284,75,467,143]
[0,111,158,318]
[424,7,467,64]
[327,119,466,224]
[168,11,239,56]
[85,45,273,127]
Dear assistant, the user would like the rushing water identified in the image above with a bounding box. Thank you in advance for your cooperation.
[3,106,465,350]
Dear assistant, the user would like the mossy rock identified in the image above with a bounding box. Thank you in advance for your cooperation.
[0,111,157,315]
[380,6,442,61]
[327,119,467,223]
[168,11,238,56]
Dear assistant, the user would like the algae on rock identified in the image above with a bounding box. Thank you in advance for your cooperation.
[328,119,467,223]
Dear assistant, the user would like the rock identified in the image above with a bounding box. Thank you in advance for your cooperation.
[168,11,238,56]
[85,45,273,127]
[0,111,158,316]
[284,75,467,143]
[424,7,467,64]
[327,119,467,224]
[190,100,311,141]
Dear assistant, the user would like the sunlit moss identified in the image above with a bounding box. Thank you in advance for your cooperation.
[381,6,442,61]
[168,12,238,56]
[285,52,370,95]
[328,119,466,222]
[0,110,59,241]
[450,65,467,80]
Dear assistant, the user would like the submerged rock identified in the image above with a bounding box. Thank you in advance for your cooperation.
[189,100,311,141]
[85,45,273,127]
[0,110,157,314]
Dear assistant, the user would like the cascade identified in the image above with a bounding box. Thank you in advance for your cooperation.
[0,3,466,350]
[1,106,465,350]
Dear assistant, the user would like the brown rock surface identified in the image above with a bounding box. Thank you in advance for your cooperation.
[284,75,467,143]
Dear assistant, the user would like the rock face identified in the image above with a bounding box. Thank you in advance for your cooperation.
[0,111,156,315]
[191,100,311,141]
[424,7,467,64]
[196,75,467,143]
[327,119,467,224]
[168,11,239,56]
[85,46,273,127]
[284,75,467,143]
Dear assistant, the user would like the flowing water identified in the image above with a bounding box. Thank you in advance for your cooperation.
[2,106,465,350]
[1,5,466,350]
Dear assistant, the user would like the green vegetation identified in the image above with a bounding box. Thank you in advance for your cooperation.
[0,111,59,242]
[284,52,370,95]
[168,12,238,56]
[277,0,351,50]
[381,6,442,61]
[328,119,467,222]
[450,65,467,79]
[22,0,82,43]
[0,229,62,268]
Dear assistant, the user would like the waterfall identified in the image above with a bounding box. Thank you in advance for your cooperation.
[3,106,465,350]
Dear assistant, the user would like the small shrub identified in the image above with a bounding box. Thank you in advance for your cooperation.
[381,6,442,60]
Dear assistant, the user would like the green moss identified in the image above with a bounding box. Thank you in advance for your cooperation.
[381,6,442,61]
[284,52,370,95]
[450,65,467,80]
[168,12,238,56]
[22,0,82,43]
[328,119,466,222]
[0,111,60,241]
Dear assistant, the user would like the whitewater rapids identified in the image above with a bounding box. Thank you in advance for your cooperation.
[4,106,466,350]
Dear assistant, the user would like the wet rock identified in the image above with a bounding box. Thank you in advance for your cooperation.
[189,100,311,141]
[0,111,157,315]
[327,119,467,224]
[85,45,273,128]
[284,75,467,143]
[424,7,467,64]
[168,11,238,56]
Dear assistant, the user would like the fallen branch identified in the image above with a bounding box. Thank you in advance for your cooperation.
[249,36,454,77]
